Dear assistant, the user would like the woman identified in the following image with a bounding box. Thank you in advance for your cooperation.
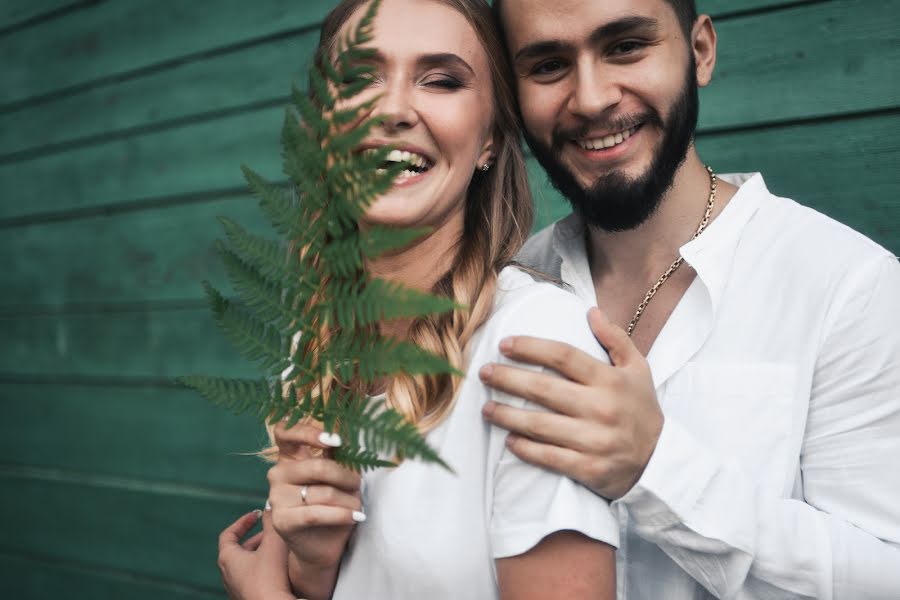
[218,0,617,598]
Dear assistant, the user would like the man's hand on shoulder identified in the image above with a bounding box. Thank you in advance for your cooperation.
[480,308,663,500]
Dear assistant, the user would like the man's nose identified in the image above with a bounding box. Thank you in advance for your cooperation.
[567,58,622,120]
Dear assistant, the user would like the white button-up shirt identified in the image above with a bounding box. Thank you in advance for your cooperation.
[517,173,900,599]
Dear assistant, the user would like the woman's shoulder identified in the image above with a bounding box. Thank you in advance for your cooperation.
[479,266,606,361]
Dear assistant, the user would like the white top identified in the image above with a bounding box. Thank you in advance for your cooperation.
[517,173,900,599]
[332,267,620,600]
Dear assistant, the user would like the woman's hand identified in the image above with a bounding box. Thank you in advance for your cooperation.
[268,421,366,599]
[217,509,296,600]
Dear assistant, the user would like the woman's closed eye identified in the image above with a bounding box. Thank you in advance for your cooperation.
[421,73,466,90]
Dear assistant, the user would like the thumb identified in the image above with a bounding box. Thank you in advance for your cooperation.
[588,307,638,367]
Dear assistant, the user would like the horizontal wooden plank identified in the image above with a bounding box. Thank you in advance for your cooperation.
[3,0,894,159]
[0,306,255,378]
[0,474,262,590]
[698,112,900,254]
[698,0,803,15]
[0,30,316,159]
[0,106,284,220]
[699,0,900,130]
[0,384,269,492]
[0,0,336,106]
[0,552,223,600]
[0,195,268,307]
[0,0,79,31]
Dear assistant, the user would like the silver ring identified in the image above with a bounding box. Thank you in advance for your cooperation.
[300,485,309,504]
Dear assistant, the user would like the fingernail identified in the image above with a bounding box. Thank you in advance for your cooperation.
[482,400,496,417]
[479,364,493,380]
[505,434,519,447]
[264,499,272,512]
[252,509,263,518]
[319,431,343,447]
[352,511,367,523]
[499,337,513,353]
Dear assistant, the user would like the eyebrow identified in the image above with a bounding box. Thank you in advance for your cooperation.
[366,50,476,76]
[514,15,661,64]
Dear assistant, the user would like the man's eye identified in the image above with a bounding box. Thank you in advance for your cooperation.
[532,59,566,76]
[611,40,644,54]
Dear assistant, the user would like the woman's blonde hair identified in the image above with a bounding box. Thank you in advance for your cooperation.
[265,0,532,458]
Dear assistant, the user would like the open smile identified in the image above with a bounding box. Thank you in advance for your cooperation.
[574,124,642,152]
[359,143,436,186]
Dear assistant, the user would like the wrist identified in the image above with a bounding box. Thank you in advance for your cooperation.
[288,551,340,600]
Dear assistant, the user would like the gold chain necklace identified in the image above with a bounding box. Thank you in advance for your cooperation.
[626,165,717,337]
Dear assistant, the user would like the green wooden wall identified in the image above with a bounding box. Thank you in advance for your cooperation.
[1,0,897,596]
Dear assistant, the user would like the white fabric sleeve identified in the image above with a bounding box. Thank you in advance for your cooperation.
[490,386,620,558]
[487,287,620,559]
[617,253,900,599]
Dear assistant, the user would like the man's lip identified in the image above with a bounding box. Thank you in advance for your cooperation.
[357,140,435,164]
[566,124,642,161]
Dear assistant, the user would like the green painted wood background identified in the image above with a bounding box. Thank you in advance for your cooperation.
[1,0,898,596]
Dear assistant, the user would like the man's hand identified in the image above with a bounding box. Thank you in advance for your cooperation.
[479,308,664,500]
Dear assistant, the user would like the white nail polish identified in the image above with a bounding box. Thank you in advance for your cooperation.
[319,431,342,447]
[264,499,272,512]
[352,511,367,523]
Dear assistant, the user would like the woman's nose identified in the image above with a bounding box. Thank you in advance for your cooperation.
[377,83,419,132]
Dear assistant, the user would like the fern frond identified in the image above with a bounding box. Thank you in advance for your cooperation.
[176,375,276,417]
[336,396,449,470]
[361,225,430,258]
[215,241,307,331]
[182,0,453,474]
[217,217,318,290]
[320,278,456,328]
[321,335,461,382]
[203,282,289,373]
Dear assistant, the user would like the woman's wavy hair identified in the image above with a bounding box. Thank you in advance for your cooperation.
[262,0,533,459]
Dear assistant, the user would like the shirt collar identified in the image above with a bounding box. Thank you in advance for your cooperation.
[550,172,768,311]
[678,172,766,313]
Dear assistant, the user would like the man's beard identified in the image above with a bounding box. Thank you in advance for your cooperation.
[524,64,699,232]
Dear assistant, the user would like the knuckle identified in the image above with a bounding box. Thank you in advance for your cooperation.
[267,464,282,485]
[553,344,576,369]
[320,486,337,504]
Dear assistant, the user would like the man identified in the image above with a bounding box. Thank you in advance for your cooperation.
[479,0,900,597]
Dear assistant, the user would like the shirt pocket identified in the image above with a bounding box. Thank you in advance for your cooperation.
[663,362,796,495]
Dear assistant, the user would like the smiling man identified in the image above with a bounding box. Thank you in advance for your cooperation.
[480,0,900,597]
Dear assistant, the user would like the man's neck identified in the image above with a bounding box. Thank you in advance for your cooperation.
[587,151,736,283]
[585,150,738,354]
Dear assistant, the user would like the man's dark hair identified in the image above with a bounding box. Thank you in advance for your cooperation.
[492,0,698,38]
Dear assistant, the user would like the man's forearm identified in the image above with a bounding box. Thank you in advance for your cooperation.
[619,417,900,599]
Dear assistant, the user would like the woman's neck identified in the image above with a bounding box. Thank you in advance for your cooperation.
[365,211,464,340]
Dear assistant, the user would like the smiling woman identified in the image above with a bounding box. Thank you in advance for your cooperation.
[214,1,618,599]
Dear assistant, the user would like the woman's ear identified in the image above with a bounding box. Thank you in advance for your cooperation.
[477,137,495,171]
[692,15,717,88]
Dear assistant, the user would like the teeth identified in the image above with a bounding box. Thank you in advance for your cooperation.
[384,149,427,168]
[577,126,638,150]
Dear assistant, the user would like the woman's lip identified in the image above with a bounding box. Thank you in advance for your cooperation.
[357,140,435,165]
[384,166,432,188]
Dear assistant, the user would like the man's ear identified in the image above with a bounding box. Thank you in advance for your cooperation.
[692,15,717,88]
